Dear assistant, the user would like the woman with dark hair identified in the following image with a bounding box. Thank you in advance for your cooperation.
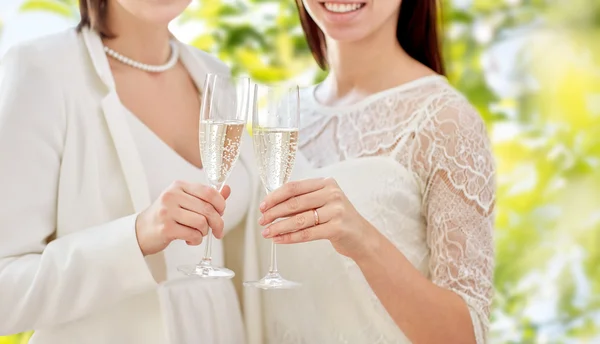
[0,0,257,342]
[252,1,495,343]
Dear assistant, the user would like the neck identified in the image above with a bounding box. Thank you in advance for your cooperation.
[322,19,419,98]
[103,1,172,65]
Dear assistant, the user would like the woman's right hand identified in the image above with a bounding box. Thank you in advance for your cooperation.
[135,180,231,256]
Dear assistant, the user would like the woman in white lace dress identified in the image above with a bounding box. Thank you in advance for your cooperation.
[252,0,495,343]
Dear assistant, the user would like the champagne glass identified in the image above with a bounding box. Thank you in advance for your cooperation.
[178,74,252,279]
[243,84,301,290]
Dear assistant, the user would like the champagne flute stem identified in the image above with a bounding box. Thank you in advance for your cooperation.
[200,184,221,267]
[268,240,278,273]
[264,188,279,274]
[201,228,213,266]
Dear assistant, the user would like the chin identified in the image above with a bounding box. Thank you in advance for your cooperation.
[139,8,183,24]
[320,26,372,43]
[117,0,191,25]
[302,0,400,43]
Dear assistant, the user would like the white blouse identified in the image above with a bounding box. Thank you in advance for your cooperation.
[124,107,252,343]
[258,75,496,344]
[125,108,251,277]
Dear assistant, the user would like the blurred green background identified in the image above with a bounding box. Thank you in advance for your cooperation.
[1,0,599,343]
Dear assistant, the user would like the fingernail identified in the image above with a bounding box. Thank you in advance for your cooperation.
[259,202,266,211]
[261,228,270,237]
[273,236,282,243]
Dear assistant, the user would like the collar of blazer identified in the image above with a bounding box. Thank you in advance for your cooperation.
[79,28,212,214]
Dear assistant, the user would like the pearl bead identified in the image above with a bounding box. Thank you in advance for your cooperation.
[102,41,179,73]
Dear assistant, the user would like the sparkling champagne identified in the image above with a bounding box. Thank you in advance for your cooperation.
[200,119,245,189]
[253,128,299,193]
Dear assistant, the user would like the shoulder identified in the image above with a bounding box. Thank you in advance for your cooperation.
[421,79,488,138]
[417,79,495,174]
[180,44,230,75]
[411,79,496,200]
[1,29,81,78]
[0,31,77,126]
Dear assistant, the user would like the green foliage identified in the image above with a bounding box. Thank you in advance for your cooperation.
[183,0,316,83]
[4,0,600,343]
[19,0,77,18]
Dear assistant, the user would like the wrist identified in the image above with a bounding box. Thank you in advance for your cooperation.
[134,212,149,257]
[350,222,385,265]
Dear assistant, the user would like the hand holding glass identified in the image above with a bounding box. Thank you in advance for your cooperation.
[178,74,251,279]
[244,84,301,289]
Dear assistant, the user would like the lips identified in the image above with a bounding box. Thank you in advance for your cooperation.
[321,2,366,14]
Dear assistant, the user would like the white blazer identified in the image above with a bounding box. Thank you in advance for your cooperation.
[0,28,263,343]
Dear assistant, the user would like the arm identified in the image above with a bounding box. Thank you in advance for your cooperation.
[355,102,495,343]
[354,210,492,344]
[260,100,495,343]
[0,46,156,335]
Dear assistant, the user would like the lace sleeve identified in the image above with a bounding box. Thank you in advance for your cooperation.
[412,98,496,343]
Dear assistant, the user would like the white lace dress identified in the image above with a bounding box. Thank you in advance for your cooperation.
[258,75,495,344]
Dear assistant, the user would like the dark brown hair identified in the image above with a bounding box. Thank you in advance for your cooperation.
[294,0,445,75]
[77,0,114,37]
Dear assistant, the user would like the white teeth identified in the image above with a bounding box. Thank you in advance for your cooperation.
[324,2,363,13]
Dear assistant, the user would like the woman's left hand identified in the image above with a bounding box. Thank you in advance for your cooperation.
[258,178,380,260]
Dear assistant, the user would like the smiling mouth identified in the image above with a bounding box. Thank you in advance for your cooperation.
[321,2,366,14]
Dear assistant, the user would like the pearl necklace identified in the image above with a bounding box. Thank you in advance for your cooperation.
[103,41,179,73]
